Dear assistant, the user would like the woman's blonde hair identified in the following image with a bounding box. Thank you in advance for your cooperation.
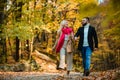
[58,20,68,33]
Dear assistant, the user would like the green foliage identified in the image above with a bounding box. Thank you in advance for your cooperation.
[93,0,120,71]
[76,0,100,21]
[101,0,120,49]
[80,2,98,15]
[110,0,120,11]
[2,21,34,41]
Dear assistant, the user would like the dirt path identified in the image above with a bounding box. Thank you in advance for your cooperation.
[0,72,82,80]
[0,70,119,80]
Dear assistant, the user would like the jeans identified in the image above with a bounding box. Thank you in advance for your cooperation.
[81,46,92,70]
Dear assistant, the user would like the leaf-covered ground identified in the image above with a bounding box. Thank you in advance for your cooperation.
[0,50,120,80]
[0,69,119,80]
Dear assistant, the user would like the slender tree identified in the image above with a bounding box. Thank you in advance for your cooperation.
[0,0,7,63]
[13,0,23,62]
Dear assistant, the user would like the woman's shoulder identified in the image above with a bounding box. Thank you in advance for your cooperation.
[68,27,73,31]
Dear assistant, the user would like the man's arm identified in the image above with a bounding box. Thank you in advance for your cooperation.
[93,27,98,48]
[74,28,80,40]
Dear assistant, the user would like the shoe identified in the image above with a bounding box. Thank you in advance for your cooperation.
[67,71,70,75]
[83,70,86,76]
[58,68,65,70]
[83,70,90,76]
[86,70,90,76]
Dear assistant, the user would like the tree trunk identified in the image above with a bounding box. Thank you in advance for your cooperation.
[14,1,22,62]
[0,0,7,63]
[0,0,5,24]
[19,40,22,60]
[15,38,21,61]
[8,37,13,55]
[15,37,19,61]
[26,40,30,51]
[28,37,34,60]
[2,38,7,63]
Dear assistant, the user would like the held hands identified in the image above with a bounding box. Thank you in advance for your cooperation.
[94,48,98,51]
[94,48,99,54]
[74,37,78,41]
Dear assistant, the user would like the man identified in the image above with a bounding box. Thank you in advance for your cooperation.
[75,17,98,76]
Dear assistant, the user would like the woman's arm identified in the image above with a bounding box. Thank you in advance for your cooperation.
[71,31,74,40]
[52,31,61,51]
[67,31,75,46]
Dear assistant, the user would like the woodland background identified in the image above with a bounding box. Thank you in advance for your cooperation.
[0,0,120,76]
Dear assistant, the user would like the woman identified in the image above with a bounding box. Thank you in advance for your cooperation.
[52,20,74,75]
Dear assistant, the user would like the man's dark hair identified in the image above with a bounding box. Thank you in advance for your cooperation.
[84,17,90,22]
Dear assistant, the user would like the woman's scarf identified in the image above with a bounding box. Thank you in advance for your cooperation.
[56,27,73,53]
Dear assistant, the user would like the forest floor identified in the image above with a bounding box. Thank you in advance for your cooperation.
[0,50,120,80]
[0,69,120,80]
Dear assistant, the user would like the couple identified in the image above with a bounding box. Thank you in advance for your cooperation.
[52,17,98,76]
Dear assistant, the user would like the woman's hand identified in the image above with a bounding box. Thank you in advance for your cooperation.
[52,45,56,52]
[52,47,55,51]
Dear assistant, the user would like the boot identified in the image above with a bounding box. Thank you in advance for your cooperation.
[83,70,90,76]
[86,70,90,76]
[83,70,86,76]
[67,70,70,75]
